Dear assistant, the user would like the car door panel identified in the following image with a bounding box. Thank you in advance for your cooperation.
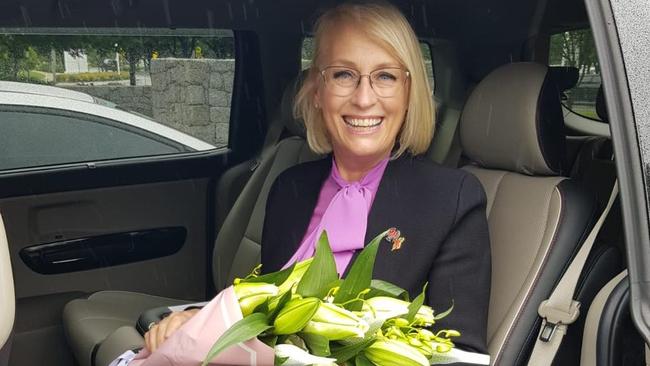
[2,179,209,300]
[0,152,226,366]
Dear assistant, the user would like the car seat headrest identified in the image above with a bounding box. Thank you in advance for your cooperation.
[281,69,308,138]
[460,62,566,176]
[549,66,579,92]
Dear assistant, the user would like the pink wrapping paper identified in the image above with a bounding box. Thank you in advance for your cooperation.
[129,286,275,366]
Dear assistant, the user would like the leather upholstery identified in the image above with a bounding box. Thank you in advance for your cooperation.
[548,66,579,92]
[596,85,609,123]
[63,291,188,366]
[461,63,594,364]
[213,137,321,289]
[94,326,146,366]
[460,62,566,176]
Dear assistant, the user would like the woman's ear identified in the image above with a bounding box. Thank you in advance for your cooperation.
[313,89,321,109]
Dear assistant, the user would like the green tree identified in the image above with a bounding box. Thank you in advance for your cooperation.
[549,30,599,84]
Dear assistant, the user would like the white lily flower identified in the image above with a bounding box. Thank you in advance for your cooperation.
[362,296,435,325]
[274,344,337,366]
[428,346,491,365]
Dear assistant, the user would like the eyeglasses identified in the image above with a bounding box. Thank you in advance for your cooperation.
[319,66,410,98]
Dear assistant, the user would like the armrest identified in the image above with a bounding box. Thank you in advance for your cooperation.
[135,301,209,336]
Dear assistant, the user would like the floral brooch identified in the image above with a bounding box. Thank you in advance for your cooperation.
[385,227,405,251]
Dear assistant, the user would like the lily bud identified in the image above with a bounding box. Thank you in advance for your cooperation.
[273,297,320,335]
[234,282,279,316]
[278,258,313,294]
[364,339,429,366]
[302,302,369,340]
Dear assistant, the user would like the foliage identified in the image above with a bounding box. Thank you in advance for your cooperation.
[549,29,599,82]
[549,29,601,117]
[0,34,235,85]
[16,70,48,84]
[55,71,129,83]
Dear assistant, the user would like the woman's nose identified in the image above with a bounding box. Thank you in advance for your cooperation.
[350,76,378,108]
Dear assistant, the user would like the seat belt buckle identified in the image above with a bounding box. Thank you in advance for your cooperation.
[538,320,559,342]
[537,299,580,342]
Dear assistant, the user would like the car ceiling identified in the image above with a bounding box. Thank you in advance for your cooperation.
[0,0,588,36]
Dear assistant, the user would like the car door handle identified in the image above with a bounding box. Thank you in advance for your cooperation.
[19,227,186,274]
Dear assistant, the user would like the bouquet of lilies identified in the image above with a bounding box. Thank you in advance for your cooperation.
[203,228,490,366]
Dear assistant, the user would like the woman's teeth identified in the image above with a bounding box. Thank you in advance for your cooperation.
[343,117,383,127]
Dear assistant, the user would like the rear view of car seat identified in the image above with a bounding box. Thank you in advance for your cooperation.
[459,62,596,364]
[0,213,14,366]
[63,75,322,366]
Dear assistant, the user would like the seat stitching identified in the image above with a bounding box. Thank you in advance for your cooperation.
[493,183,565,364]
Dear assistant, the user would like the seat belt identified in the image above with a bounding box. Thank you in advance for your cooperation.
[527,180,619,366]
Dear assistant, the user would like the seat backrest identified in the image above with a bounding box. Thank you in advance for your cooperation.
[0,213,14,366]
[460,63,595,364]
[212,75,322,290]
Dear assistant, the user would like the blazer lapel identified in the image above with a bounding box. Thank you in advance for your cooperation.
[341,155,411,277]
[269,157,331,270]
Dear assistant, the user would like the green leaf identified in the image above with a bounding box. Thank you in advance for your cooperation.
[296,231,338,298]
[274,355,289,365]
[267,289,293,322]
[334,230,389,311]
[354,353,375,366]
[406,283,427,323]
[434,300,455,320]
[367,279,410,301]
[202,313,272,366]
[252,299,270,315]
[259,335,278,348]
[299,332,331,356]
[330,336,377,363]
[243,263,296,286]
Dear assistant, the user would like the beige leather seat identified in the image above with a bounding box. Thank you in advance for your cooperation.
[0,213,14,366]
[62,77,321,366]
[460,62,595,364]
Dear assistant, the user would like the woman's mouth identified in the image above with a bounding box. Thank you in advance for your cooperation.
[343,117,383,129]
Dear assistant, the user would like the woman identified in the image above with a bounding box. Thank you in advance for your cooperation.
[146,0,491,356]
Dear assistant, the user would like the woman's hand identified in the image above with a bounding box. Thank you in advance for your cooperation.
[144,308,200,352]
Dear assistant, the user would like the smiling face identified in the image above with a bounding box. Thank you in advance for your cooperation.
[315,23,409,174]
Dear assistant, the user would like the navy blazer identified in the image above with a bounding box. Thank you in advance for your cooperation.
[261,154,491,354]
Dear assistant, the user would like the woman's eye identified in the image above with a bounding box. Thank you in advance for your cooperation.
[333,70,355,80]
[375,72,398,82]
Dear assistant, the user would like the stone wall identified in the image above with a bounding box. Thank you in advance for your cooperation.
[150,58,234,146]
[62,85,153,117]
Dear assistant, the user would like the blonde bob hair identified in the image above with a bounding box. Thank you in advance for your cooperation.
[294,1,435,158]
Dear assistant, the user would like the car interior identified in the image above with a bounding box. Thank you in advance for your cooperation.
[0,0,644,365]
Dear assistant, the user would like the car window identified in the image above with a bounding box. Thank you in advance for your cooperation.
[301,37,435,92]
[0,106,190,170]
[549,29,601,121]
[0,30,235,171]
